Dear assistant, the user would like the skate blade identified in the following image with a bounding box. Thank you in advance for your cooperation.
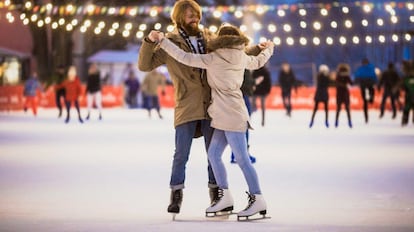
[237,212,271,222]
[171,213,177,221]
[206,211,235,219]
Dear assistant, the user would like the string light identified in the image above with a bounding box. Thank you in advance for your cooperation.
[342,7,349,14]
[139,23,147,31]
[405,33,412,41]
[136,31,144,39]
[361,19,369,27]
[209,25,218,33]
[352,36,359,44]
[391,15,398,24]
[0,2,411,46]
[268,24,276,33]
[286,37,294,46]
[108,29,116,36]
[377,18,384,26]
[283,24,291,32]
[313,21,322,30]
[363,4,372,13]
[122,30,130,37]
[273,37,281,45]
[392,34,399,42]
[313,37,320,45]
[300,37,307,45]
[339,36,347,44]
[154,23,162,30]
[365,35,373,43]
[112,22,120,29]
[300,21,307,29]
[150,9,158,17]
[326,37,334,45]
[344,20,352,28]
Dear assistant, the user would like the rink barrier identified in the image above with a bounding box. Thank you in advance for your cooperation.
[0,85,401,111]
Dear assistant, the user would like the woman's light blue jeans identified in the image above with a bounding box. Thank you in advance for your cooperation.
[208,129,261,194]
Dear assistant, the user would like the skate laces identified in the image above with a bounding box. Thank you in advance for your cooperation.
[212,188,224,206]
[172,190,182,203]
[244,192,256,210]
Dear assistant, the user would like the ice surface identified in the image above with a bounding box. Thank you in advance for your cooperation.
[0,108,413,232]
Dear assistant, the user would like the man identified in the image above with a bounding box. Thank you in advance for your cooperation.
[138,0,217,215]
[354,58,378,123]
[278,62,297,117]
[378,62,400,119]
[139,0,263,216]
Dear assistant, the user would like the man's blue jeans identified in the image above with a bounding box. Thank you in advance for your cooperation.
[170,120,217,190]
[208,129,261,194]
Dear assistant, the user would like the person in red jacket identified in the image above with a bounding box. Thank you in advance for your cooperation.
[63,66,83,123]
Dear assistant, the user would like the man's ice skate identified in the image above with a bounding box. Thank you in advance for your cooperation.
[205,189,234,218]
[168,189,182,220]
[237,192,270,221]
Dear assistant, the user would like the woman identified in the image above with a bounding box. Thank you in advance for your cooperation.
[335,63,353,128]
[309,64,330,128]
[85,63,102,120]
[155,24,274,220]
[63,66,83,124]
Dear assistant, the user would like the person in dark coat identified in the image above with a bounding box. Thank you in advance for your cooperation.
[378,62,400,119]
[252,65,272,126]
[85,63,102,120]
[309,64,331,128]
[124,71,140,108]
[401,60,414,126]
[335,63,353,128]
[54,65,66,118]
[354,58,378,123]
[278,62,297,117]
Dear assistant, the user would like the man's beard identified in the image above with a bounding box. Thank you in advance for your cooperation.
[182,22,200,36]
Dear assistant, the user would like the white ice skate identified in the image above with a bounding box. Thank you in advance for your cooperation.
[237,192,270,221]
[205,188,234,217]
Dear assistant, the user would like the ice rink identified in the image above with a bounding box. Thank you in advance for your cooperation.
[1,108,413,232]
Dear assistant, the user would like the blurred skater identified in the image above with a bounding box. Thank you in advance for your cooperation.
[63,66,83,124]
[278,62,297,117]
[53,65,66,118]
[23,72,43,116]
[141,69,166,119]
[124,71,140,109]
[309,64,331,128]
[378,62,400,119]
[251,64,271,127]
[401,60,414,126]
[85,63,102,120]
[335,64,353,128]
[354,58,378,123]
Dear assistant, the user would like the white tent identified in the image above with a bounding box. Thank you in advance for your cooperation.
[87,45,146,86]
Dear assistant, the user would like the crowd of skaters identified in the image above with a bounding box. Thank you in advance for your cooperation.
[242,59,414,129]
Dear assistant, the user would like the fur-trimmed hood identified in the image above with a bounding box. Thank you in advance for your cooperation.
[207,35,250,52]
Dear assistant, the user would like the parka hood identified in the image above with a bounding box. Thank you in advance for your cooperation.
[207,35,249,52]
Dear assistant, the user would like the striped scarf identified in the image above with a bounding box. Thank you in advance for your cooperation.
[178,27,206,55]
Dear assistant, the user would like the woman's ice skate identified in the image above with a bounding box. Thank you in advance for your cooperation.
[205,189,234,218]
[237,192,270,221]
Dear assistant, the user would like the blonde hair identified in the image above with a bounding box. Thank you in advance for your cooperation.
[171,0,202,28]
